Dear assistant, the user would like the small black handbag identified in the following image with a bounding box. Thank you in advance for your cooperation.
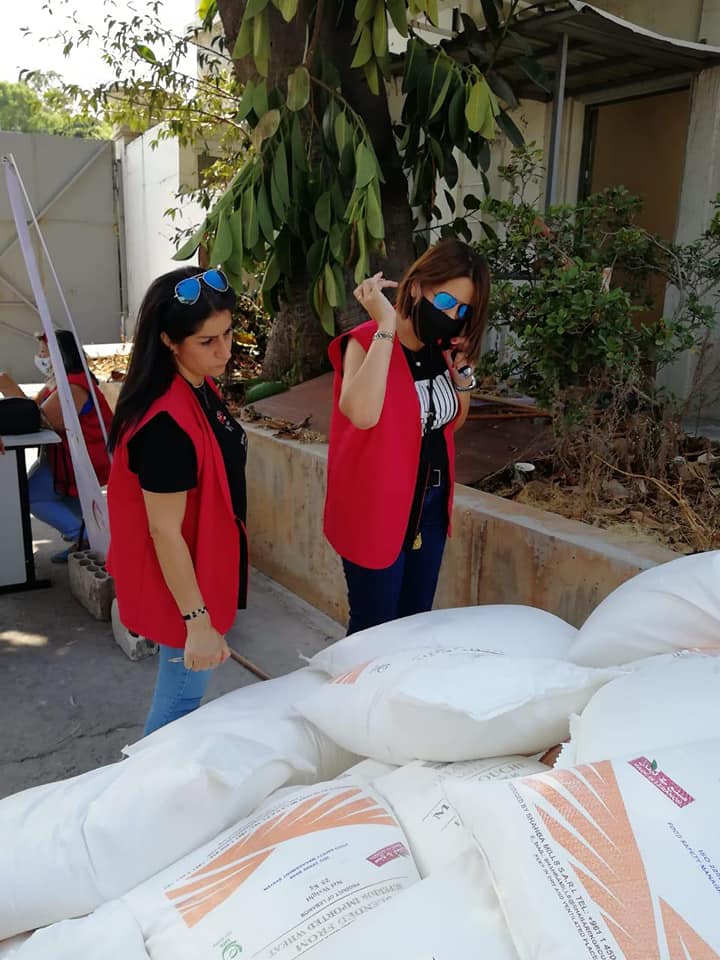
[0,397,42,435]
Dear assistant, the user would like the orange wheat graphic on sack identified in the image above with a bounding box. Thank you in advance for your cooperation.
[525,763,719,960]
[165,788,395,928]
[661,900,720,960]
[333,661,372,685]
[526,762,659,960]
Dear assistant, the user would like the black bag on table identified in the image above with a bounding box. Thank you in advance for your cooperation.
[0,397,41,435]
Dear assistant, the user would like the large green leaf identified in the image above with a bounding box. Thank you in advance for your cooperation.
[271,0,298,22]
[479,0,500,32]
[324,261,340,307]
[257,181,275,242]
[262,251,281,291]
[229,208,244,264]
[332,262,346,308]
[366,181,384,240]
[447,83,466,145]
[272,143,290,211]
[251,107,280,150]
[253,8,270,76]
[488,71,518,110]
[314,192,332,232]
[334,111,351,154]
[355,142,376,189]
[232,15,253,59]
[386,0,408,37]
[252,79,269,116]
[312,277,335,335]
[465,79,490,133]
[307,238,325,277]
[372,4,388,57]
[329,223,345,261]
[351,26,373,68]
[496,109,525,148]
[364,60,380,96]
[173,225,205,261]
[241,187,259,249]
[210,211,233,265]
[517,55,551,94]
[354,0,375,22]
[429,65,453,120]
[426,0,439,26]
[245,0,270,18]
[354,221,369,284]
[236,81,255,121]
[134,44,157,63]
[290,114,308,172]
[287,65,310,111]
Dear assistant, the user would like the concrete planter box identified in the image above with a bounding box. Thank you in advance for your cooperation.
[244,423,678,628]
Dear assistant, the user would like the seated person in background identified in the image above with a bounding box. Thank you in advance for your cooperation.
[0,330,113,562]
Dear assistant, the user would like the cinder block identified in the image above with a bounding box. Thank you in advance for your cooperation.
[111,599,158,661]
[68,550,116,621]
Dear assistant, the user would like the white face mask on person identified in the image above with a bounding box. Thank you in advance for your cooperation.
[34,354,52,377]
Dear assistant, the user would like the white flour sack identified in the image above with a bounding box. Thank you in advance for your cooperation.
[308,604,577,678]
[558,652,720,769]
[570,550,720,667]
[0,734,311,938]
[0,935,30,958]
[374,755,547,876]
[124,668,356,781]
[309,848,520,960]
[449,739,720,960]
[12,901,149,960]
[297,647,619,764]
[123,779,420,960]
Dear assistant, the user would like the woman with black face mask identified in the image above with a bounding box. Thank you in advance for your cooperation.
[324,238,490,634]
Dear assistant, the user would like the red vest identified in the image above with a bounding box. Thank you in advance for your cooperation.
[48,372,113,496]
[324,320,457,570]
[107,375,241,648]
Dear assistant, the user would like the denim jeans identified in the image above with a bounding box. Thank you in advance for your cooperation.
[144,644,213,736]
[342,483,448,635]
[27,457,84,540]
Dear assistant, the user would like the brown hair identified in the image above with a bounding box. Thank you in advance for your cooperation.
[395,238,490,361]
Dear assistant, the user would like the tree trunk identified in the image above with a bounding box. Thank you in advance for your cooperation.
[262,281,332,382]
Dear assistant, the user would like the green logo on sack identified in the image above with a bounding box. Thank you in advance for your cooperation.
[221,940,243,959]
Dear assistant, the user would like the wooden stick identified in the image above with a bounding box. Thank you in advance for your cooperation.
[467,411,551,421]
[228,648,272,681]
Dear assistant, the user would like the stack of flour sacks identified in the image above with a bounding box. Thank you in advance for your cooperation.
[2,551,720,959]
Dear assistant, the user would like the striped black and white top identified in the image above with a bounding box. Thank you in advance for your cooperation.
[402,344,458,468]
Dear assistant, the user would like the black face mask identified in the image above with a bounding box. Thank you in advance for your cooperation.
[416,297,466,349]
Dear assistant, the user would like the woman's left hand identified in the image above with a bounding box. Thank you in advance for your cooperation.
[443,337,475,389]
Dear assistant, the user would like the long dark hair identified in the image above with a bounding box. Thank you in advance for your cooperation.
[55,329,86,376]
[109,266,236,449]
[395,239,490,361]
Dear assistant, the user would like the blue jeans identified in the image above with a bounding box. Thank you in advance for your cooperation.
[144,644,213,736]
[28,458,84,540]
[342,483,448,635]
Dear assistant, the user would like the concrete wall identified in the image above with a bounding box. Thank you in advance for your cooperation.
[0,132,122,381]
[117,126,206,330]
[245,424,677,628]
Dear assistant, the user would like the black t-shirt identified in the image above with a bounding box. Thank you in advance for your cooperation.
[127,381,249,604]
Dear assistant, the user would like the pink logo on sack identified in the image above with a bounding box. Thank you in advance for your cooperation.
[629,757,695,808]
[367,842,410,867]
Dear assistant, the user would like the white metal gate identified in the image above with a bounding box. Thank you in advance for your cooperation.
[0,131,124,381]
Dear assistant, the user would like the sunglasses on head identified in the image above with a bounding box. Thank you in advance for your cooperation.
[174,269,229,305]
[433,291,471,321]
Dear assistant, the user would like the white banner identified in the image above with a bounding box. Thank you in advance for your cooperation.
[3,154,110,557]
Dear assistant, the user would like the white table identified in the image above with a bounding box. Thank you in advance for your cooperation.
[0,430,61,593]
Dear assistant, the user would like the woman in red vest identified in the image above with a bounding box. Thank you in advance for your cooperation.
[0,329,113,562]
[107,266,248,735]
[324,239,490,634]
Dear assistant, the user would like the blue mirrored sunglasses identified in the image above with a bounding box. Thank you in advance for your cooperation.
[174,269,229,305]
[433,290,471,321]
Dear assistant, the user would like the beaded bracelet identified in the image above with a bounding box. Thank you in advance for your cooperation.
[182,605,208,621]
[372,330,395,343]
